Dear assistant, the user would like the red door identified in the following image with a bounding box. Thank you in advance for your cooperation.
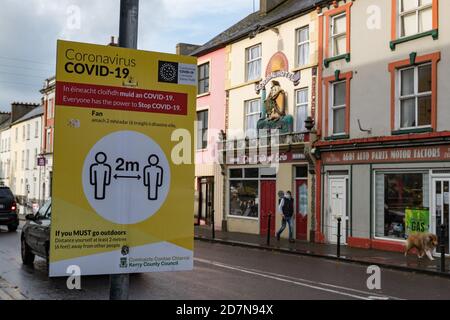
[260,180,276,236]
[296,179,308,240]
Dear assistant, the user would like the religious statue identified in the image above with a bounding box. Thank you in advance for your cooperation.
[264,80,286,120]
[257,80,293,134]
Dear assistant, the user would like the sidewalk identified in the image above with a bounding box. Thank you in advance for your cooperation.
[0,277,27,300]
[195,226,450,278]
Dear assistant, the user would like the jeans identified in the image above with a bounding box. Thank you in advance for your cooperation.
[276,216,293,240]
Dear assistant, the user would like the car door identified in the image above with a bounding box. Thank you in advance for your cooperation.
[27,200,51,254]
[36,204,51,257]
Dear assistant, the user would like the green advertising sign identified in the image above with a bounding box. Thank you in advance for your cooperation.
[405,208,430,234]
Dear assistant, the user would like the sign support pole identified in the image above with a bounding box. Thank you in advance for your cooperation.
[109,0,139,301]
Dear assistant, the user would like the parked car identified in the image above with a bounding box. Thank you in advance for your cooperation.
[0,186,18,232]
[21,199,51,265]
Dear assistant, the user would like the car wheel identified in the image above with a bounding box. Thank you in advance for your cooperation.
[21,237,35,265]
[8,225,17,232]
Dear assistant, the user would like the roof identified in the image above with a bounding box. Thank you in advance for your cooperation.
[12,106,43,125]
[0,115,11,131]
[191,0,319,56]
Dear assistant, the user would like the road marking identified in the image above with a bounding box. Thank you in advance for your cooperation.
[195,258,401,300]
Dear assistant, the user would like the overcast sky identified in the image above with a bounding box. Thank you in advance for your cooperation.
[0,0,257,111]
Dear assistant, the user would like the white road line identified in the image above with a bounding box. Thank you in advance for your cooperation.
[194,258,402,300]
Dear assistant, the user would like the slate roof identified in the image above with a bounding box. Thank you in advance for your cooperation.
[12,106,43,125]
[191,0,322,56]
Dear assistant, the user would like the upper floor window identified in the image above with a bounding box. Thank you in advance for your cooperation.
[246,44,262,82]
[15,128,18,143]
[26,124,31,140]
[198,62,210,95]
[22,126,25,141]
[331,13,347,57]
[295,88,309,132]
[296,26,310,67]
[244,99,261,138]
[47,99,54,119]
[399,0,433,38]
[331,80,347,135]
[34,121,39,138]
[398,63,432,129]
[196,110,209,150]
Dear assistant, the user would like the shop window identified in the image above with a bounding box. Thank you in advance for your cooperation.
[375,172,429,240]
[229,180,259,218]
[296,26,310,67]
[246,44,262,82]
[260,167,277,178]
[230,169,243,179]
[245,168,259,178]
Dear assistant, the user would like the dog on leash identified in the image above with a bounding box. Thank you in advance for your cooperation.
[404,233,438,261]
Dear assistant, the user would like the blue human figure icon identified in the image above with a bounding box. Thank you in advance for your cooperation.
[90,152,112,200]
[143,155,164,200]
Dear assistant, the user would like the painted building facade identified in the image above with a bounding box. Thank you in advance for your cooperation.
[214,0,319,239]
[314,0,450,254]
[40,76,55,200]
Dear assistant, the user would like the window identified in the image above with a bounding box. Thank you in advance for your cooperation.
[246,44,262,82]
[34,148,38,169]
[15,128,18,142]
[331,13,347,57]
[399,0,433,38]
[375,172,429,240]
[295,88,309,132]
[244,99,261,138]
[196,110,208,150]
[35,121,39,138]
[296,26,310,66]
[331,81,346,135]
[229,180,259,218]
[47,99,54,119]
[26,124,30,140]
[398,63,432,129]
[197,63,210,95]
[46,129,51,152]
[22,126,25,141]
[26,150,29,170]
[21,150,24,169]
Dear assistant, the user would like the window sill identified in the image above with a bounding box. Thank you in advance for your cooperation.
[324,134,350,141]
[324,53,350,68]
[390,29,439,51]
[391,127,433,135]
[197,92,210,98]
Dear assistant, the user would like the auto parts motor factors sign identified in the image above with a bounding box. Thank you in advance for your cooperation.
[49,40,196,277]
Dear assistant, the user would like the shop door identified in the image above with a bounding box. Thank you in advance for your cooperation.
[295,179,308,240]
[327,178,347,244]
[432,179,449,255]
[196,177,214,226]
[260,180,276,236]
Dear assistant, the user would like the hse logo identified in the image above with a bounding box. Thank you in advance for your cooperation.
[158,60,197,86]
[82,131,171,225]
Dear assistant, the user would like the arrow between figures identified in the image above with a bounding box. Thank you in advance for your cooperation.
[114,174,142,180]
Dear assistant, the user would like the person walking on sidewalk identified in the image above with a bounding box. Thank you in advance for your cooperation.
[276,191,295,243]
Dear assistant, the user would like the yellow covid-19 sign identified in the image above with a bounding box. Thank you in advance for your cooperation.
[49,40,196,277]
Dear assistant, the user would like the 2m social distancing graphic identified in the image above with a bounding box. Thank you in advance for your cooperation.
[50,40,196,277]
[82,131,170,225]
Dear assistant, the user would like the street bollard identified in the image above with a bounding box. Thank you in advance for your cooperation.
[211,208,215,240]
[337,217,341,258]
[267,214,272,246]
[440,224,446,273]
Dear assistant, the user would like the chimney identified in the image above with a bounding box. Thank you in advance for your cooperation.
[108,36,118,47]
[11,102,40,123]
[176,43,201,56]
[260,0,286,15]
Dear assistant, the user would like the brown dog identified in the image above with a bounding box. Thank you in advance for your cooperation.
[405,233,439,260]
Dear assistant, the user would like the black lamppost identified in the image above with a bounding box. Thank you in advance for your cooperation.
[304,116,315,132]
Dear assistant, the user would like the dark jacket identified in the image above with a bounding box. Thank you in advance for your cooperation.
[282,197,294,218]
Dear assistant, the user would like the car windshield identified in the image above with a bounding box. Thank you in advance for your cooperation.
[0,188,13,198]
[37,199,51,219]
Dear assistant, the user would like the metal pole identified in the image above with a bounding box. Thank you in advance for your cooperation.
[211,207,215,240]
[337,217,341,258]
[110,0,139,301]
[267,214,272,246]
[440,224,446,273]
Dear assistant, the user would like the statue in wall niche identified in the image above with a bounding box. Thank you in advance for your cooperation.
[257,80,293,135]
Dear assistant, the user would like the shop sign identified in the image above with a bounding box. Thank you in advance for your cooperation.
[227,151,306,165]
[322,145,450,165]
[405,208,430,235]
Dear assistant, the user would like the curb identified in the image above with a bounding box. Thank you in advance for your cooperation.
[195,235,450,279]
